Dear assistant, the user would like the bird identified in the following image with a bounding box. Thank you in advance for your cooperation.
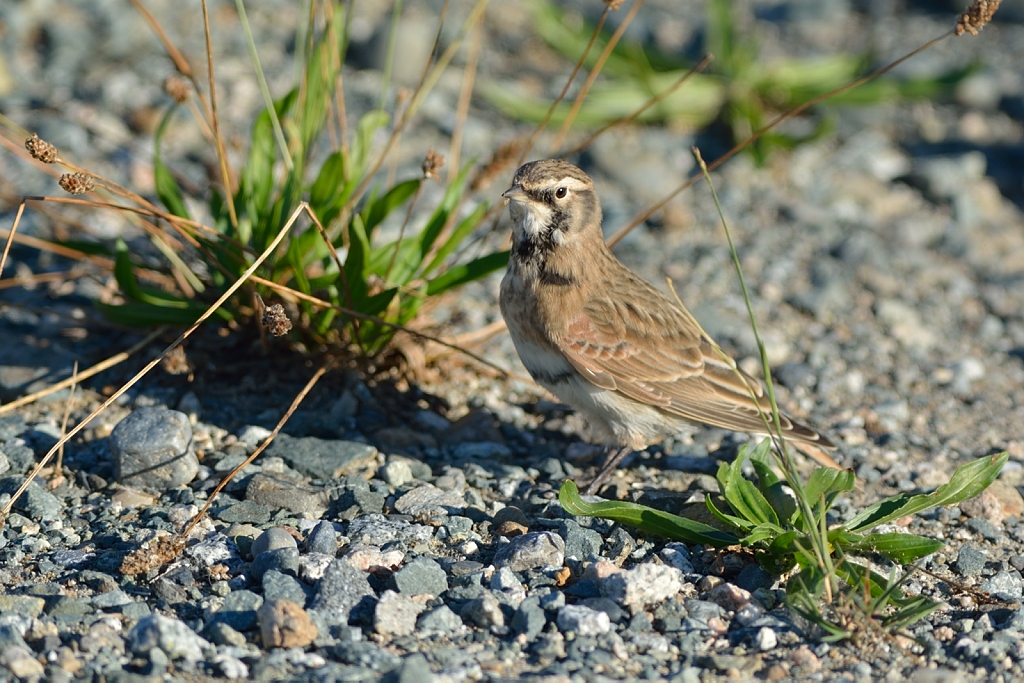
[498,159,836,495]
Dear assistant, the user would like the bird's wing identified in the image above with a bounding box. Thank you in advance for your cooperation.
[552,292,833,447]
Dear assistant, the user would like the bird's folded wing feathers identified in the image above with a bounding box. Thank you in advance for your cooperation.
[555,301,831,446]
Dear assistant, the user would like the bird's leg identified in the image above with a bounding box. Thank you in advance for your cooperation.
[584,446,634,495]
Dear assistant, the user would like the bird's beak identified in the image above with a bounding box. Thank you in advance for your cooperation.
[502,184,526,202]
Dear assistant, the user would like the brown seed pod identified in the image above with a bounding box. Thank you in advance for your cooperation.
[59,172,95,195]
[25,133,58,163]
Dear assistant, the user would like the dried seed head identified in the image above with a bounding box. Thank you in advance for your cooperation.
[25,133,58,163]
[59,172,95,195]
[470,139,525,192]
[163,74,192,103]
[422,149,445,181]
[604,0,625,10]
[261,303,292,337]
[161,345,191,375]
[956,0,1001,36]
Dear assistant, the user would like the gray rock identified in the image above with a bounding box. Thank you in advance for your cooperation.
[460,592,504,628]
[306,520,339,556]
[110,407,198,490]
[382,653,432,683]
[0,476,61,517]
[556,519,603,561]
[311,559,376,627]
[981,571,1023,602]
[512,596,547,642]
[207,589,263,632]
[50,549,96,569]
[493,531,565,572]
[262,570,311,606]
[266,435,377,480]
[0,442,33,474]
[955,545,987,576]
[373,590,425,637]
[417,605,464,635]
[246,473,329,514]
[249,548,300,583]
[393,485,465,517]
[0,416,26,441]
[556,604,610,636]
[389,556,448,597]
[214,500,271,524]
[381,460,414,488]
[597,563,683,608]
[91,590,132,609]
[129,614,209,663]
[347,514,434,546]
[251,527,298,558]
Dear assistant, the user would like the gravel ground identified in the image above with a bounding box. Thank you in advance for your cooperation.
[3,1,1024,681]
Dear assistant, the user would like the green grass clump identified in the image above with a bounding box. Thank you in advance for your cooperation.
[94,2,506,355]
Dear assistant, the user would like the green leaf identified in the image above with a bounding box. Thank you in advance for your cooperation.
[423,201,489,276]
[362,178,420,237]
[847,452,1009,532]
[718,459,779,527]
[351,111,390,180]
[425,251,509,296]
[559,480,738,547]
[310,150,349,225]
[417,162,475,259]
[705,493,757,533]
[153,105,191,220]
[842,532,944,565]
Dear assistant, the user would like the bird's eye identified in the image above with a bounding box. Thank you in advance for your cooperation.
[555,187,567,199]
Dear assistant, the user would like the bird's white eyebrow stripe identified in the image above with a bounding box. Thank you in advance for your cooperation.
[549,177,589,191]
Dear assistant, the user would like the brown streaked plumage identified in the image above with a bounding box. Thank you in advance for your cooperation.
[499,159,836,495]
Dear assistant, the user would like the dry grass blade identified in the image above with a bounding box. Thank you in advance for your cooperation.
[182,362,332,537]
[0,328,166,416]
[516,5,612,166]
[0,200,25,279]
[448,19,483,181]
[0,268,88,291]
[0,203,311,523]
[200,0,239,228]
[550,0,646,154]
[246,273,514,378]
[564,54,714,157]
[55,362,79,475]
[606,28,958,248]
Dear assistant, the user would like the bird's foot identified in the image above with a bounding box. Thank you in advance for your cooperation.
[584,446,635,496]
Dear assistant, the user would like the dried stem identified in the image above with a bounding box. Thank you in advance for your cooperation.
[606,28,957,248]
[448,18,483,182]
[0,202,309,523]
[183,361,332,536]
[0,328,166,417]
[550,0,646,154]
[55,362,79,474]
[200,0,239,229]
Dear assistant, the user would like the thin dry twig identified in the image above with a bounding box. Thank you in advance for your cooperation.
[0,203,310,524]
[448,19,483,182]
[0,201,25,280]
[564,54,714,157]
[606,28,958,248]
[55,362,79,474]
[200,0,239,229]
[183,362,332,536]
[550,0,646,154]
[517,5,613,166]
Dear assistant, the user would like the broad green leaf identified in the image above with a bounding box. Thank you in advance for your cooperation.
[425,251,510,296]
[362,179,420,237]
[842,532,944,565]
[351,111,390,180]
[803,467,856,510]
[847,452,1009,532]
[153,105,190,220]
[369,238,420,286]
[423,201,489,276]
[310,150,349,225]
[705,493,757,533]
[417,163,475,259]
[718,459,779,526]
[559,481,738,547]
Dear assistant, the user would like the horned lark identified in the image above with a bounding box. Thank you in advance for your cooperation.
[499,159,835,495]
